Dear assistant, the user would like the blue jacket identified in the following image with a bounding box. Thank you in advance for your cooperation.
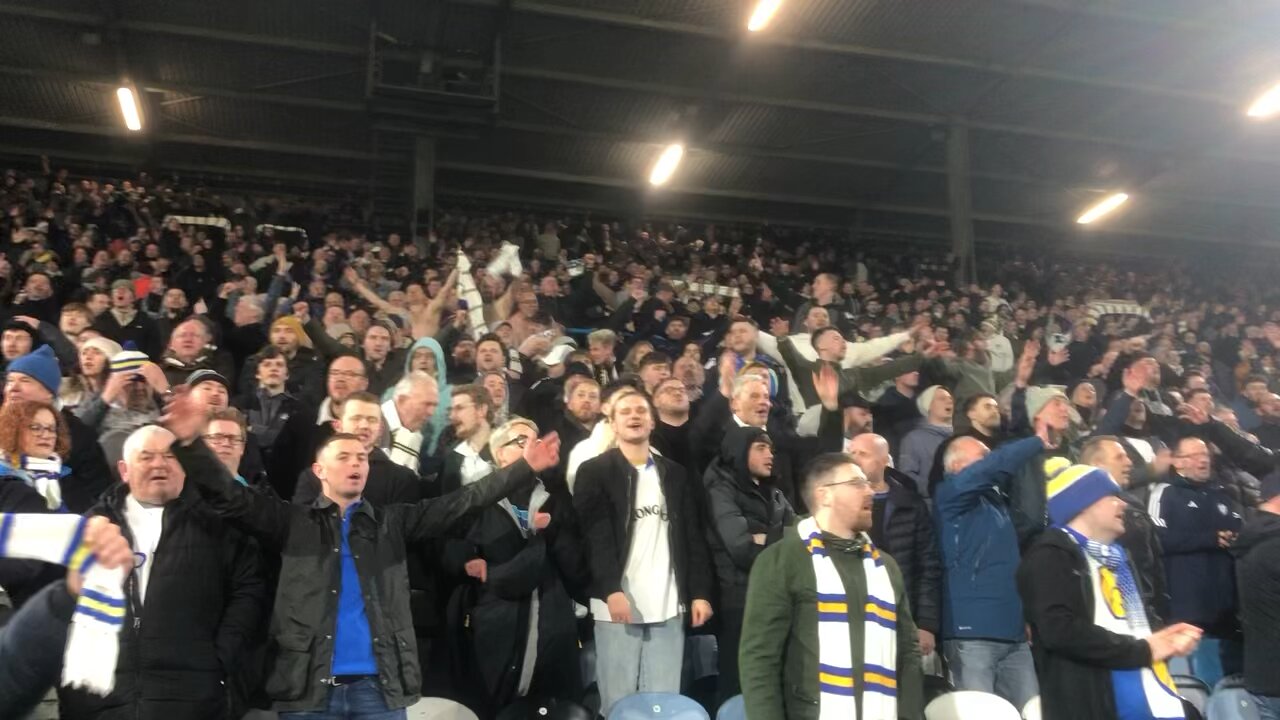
[1147,473,1243,632]
[934,436,1044,642]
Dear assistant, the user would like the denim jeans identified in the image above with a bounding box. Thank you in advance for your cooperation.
[594,616,685,715]
[279,678,406,720]
[1256,694,1280,720]
[943,639,1039,713]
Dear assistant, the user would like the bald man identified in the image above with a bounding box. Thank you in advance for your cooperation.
[933,433,1050,710]
[848,433,941,656]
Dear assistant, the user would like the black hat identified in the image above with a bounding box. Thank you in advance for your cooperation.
[186,369,231,391]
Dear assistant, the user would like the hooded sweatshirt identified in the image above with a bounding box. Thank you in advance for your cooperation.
[703,427,795,610]
[1230,510,1280,696]
[393,337,453,456]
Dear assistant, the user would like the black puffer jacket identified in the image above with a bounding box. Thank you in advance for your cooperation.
[873,468,942,635]
[703,426,795,610]
[60,483,266,720]
[1231,510,1280,697]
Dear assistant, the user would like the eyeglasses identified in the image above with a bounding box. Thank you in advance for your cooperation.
[203,433,245,446]
[329,370,365,379]
[823,478,870,490]
[502,435,531,450]
[657,384,687,395]
[26,423,56,436]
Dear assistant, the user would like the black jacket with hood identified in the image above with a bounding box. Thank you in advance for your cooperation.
[1231,509,1280,697]
[702,426,795,611]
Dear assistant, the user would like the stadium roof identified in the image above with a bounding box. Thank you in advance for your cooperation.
[2,0,1280,252]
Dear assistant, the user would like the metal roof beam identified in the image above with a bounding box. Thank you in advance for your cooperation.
[0,115,376,160]
[0,3,366,56]
[0,64,365,112]
[484,0,1234,107]
[437,160,1276,247]
[502,65,1280,170]
[495,119,1280,215]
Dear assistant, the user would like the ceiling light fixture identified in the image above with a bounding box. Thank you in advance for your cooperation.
[1246,82,1280,119]
[648,143,685,186]
[116,86,143,131]
[747,0,784,32]
[1076,192,1129,225]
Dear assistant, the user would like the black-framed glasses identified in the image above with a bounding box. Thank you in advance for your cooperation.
[502,435,531,450]
[26,423,57,436]
[203,433,245,446]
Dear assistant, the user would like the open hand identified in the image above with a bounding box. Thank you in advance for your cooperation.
[160,386,210,445]
[522,431,561,473]
[813,364,840,411]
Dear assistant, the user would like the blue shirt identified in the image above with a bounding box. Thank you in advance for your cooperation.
[331,502,377,675]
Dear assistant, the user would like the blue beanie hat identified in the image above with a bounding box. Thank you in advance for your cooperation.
[1046,462,1121,526]
[7,345,61,396]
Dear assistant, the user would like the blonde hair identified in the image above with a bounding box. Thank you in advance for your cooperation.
[488,416,539,459]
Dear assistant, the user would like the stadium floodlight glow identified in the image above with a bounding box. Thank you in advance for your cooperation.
[648,143,685,186]
[1076,192,1129,225]
[1246,82,1280,119]
[747,0,784,32]
[116,86,143,131]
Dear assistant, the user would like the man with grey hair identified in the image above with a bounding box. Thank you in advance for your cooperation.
[379,371,440,476]
[62,424,265,719]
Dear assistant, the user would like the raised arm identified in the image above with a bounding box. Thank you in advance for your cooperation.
[395,434,559,542]
[936,436,1045,519]
[843,331,910,369]
[171,438,295,550]
[344,267,396,315]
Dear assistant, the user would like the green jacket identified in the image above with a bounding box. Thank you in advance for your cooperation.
[739,528,924,720]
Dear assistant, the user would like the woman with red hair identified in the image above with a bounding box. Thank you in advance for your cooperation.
[0,400,73,511]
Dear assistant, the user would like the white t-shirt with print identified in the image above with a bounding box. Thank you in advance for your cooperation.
[591,458,680,624]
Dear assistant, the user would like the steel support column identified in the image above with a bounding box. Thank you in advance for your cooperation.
[946,125,977,286]
[412,136,437,240]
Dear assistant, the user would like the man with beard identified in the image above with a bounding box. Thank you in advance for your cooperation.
[703,427,795,705]
[439,385,496,495]
[547,374,601,490]
[650,376,693,473]
[739,453,923,719]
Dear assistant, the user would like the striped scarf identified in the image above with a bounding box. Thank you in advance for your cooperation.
[21,454,68,511]
[798,516,898,720]
[0,513,128,694]
[1062,527,1184,720]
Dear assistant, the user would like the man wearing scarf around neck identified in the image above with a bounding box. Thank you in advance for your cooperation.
[1018,464,1203,720]
[739,452,923,720]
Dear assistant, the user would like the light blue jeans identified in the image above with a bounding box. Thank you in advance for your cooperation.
[943,639,1039,713]
[594,617,685,715]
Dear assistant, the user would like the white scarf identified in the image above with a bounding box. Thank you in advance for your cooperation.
[798,516,897,720]
[0,513,128,694]
[381,399,423,472]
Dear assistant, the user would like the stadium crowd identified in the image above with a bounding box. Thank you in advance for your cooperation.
[1,161,1279,720]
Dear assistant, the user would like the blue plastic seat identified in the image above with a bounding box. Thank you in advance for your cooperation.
[715,695,745,720]
[1206,687,1263,720]
[608,692,711,720]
